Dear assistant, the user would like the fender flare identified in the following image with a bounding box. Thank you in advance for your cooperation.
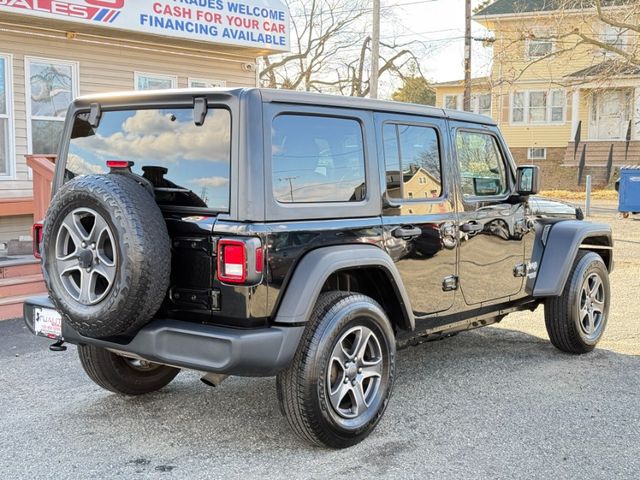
[274,244,415,330]
[531,220,613,297]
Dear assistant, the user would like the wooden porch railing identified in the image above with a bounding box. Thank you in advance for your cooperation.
[25,155,56,222]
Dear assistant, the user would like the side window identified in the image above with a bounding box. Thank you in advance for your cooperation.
[455,131,508,198]
[271,114,366,203]
[383,123,442,201]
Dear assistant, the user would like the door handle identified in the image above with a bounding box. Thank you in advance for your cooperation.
[392,226,422,239]
[460,222,484,234]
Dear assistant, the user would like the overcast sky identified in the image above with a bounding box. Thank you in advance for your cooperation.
[378,0,492,93]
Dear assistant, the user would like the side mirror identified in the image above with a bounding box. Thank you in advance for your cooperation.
[516,165,540,196]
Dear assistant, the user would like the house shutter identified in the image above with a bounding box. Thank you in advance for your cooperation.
[501,93,510,123]
[566,91,573,123]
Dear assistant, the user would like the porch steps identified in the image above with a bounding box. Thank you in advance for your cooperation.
[0,259,46,321]
[563,141,640,167]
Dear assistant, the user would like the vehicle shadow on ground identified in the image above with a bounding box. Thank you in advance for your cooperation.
[71,324,640,462]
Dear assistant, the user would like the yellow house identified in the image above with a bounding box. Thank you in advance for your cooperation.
[434,0,640,189]
[386,166,449,215]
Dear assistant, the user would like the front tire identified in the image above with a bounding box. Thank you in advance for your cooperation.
[276,292,396,449]
[78,344,180,395]
[544,251,610,354]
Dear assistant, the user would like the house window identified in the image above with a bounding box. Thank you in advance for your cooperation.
[135,72,177,90]
[271,115,366,203]
[529,91,547,123]
[511,90,565,124]
[528,147,547,160]
[444,94,460,110]
[512,92,526,123]
[527,38,553,58]
[550,90,565,122]
[383,123,442,201]
[189,78,227,88]
[26,57,78,155]
[0,54,13,177]
[602,24,628,55]
[445,93,491,116]
[473,93,492,116]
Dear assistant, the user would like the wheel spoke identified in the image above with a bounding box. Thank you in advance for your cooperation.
[90,214,110,244]
[348,327,365,360]
[361,358,383,380]
[580,305,589,322]
[93,262,116,285]
[592,297,605,314]
[355,329,373,361]
[56,253,80,276]
[585,310,595,334]
[331,341,351,365]
[60,216,84,248]
[589,276,602,298]
[78,270,92,304]
[350,381,367,415]
[329,381,351,410]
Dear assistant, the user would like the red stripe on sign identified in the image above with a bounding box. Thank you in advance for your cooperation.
[33,0,53,9]
[85,7,101,19]
[102,9,115,22]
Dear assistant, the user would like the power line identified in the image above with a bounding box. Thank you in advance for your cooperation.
[289,0,443,18]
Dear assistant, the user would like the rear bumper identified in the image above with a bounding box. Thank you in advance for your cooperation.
[23,296,303,377]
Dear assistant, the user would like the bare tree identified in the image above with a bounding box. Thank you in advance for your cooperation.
[484,0,640,87]
[259,0,432,97]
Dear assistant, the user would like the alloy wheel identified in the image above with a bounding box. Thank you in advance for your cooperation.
[54,208,117,306]
[326,325,384,420]
[578,272,606,340]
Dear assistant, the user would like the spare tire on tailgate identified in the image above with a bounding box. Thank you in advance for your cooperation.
[42,173,171,338]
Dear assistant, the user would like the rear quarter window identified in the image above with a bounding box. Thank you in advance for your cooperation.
[271,114,366,203]
[66,107,231,211]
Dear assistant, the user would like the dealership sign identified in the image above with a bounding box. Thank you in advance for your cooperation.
[0,0,290,51]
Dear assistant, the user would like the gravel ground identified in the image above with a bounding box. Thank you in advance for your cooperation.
[1,211,638,480]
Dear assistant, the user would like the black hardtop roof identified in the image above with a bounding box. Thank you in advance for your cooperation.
[73,87,497,126]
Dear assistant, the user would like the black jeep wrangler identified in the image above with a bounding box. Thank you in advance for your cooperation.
[24,88,613,449]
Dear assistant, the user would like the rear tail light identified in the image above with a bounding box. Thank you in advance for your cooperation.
[216,238,264,285]
[32,222,44,259]
[106,160,134,170]
[255,246,264,273]
[217,240,247,283]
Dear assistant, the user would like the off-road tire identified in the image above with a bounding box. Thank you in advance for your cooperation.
[42,174,171,338]
[276,291,395,449]
[78,344,179,395]
[544,251,610,354]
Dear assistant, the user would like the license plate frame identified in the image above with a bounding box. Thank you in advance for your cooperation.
[33,307,63,340]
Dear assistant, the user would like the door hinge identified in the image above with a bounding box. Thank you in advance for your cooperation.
[442,275,458,292]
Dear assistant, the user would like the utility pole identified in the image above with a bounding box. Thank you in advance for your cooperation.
[463,0,472,111]
[370,0,380,99]
[279,176,298,202]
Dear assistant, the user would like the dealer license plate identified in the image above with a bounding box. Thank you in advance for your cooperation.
[33,308,63,339]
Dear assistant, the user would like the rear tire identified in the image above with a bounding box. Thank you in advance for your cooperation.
[544,251,610,354]
[276,291,395,449]
[78,344,179,395]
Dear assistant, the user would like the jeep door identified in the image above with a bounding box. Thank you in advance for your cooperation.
[375,113,458,316]
[449,123,527,305]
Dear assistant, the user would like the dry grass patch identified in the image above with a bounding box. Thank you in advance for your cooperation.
[539,189,618,201]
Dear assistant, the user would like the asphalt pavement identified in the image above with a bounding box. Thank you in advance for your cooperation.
[1,210,638,480]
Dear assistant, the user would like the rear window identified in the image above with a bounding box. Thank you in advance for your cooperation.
[65,107,231,211]
[271,114,366,203]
